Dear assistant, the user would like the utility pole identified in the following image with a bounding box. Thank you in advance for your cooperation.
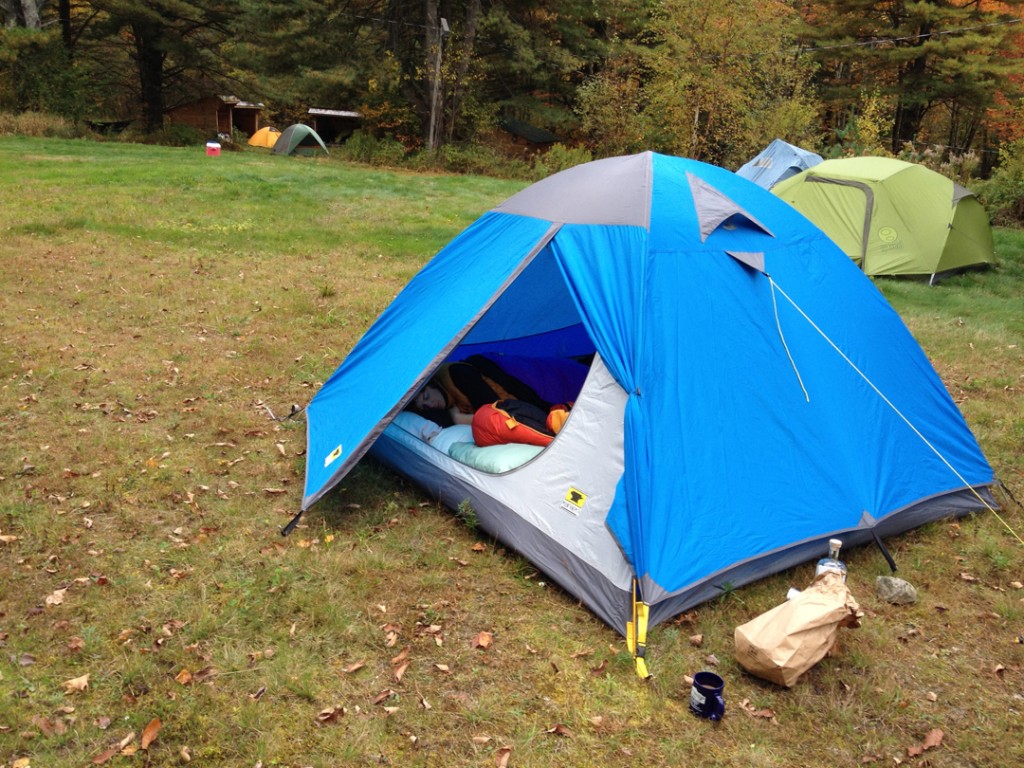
[427,17,449,153]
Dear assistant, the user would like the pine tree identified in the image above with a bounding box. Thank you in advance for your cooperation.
[796,0,1024,153]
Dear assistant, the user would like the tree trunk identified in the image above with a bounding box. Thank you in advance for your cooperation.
[58,0,71,49]
[425,0,442,151]
[1,0,46,28]
[890,31,930,152]
[446,0,480,143]
[133,20,166,133]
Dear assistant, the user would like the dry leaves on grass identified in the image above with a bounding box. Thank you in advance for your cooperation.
[174,667,217,686]
[738,698,778,724]
[472,631,494,650]
[546,723,574,738]
[62,673,89,693]
[91,731,136,764]
[316,706,346,725]
[382,622,401,648]
[495,745,513,768]
[140,717,161,749]
[906,727,943,757]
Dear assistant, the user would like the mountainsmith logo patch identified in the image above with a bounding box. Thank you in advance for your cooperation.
[324,445,343,468]
[560,487,588,516]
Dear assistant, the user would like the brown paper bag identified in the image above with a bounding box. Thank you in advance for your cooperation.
[734,571,862,687]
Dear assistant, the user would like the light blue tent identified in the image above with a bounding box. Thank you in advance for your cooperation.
[300,152,994,675]
[736,138,823,189]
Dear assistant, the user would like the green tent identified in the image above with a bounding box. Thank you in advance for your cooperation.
[272,124,329,157]
[772,157,993,284]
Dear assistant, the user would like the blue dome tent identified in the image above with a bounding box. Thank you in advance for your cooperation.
[736,138,823,189]
[298,152,995,675]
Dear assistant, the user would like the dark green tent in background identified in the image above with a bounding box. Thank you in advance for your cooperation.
[272,124,329,157]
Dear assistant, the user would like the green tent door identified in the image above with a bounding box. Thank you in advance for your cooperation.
[790,179,871,268]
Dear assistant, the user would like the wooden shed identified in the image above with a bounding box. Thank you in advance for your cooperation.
[308,108,363,144]
[166,95,264,137]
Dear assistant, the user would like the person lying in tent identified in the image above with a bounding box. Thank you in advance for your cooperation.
[407,354,573,437]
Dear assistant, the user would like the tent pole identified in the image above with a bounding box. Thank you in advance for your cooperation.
[281,510,304,536]
[871,529,898,573]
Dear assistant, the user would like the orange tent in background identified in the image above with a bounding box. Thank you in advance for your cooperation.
[248,126,281,148]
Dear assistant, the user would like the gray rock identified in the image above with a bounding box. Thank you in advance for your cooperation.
[876,575,917,605]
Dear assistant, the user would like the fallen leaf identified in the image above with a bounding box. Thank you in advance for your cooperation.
[92,745,120,765]
[569,648,593,659]
[372,689,396,705]
[959,572,979,582]
[590,659,608,675]
[546,723,574,738]
[46,588,67,606]
[705,653,720,666]
[907,727,943,757]
[140,717,161,749]
[93,732,135,764]
[738,698,778,723]
[192,666,217,683]
[495,746,512,768]
[689,633,704,647]
[472,631,494,650]
[180,746,192,762]
[925,691,938,702]
[175,669,193,685]
[392,661,409,683]
[316,706,345,724]
[391,646,410,665]
[923,727,944,748]
[67,636,86,653]
[62,673,90,693]
[472,735,492,745]
[33,714,55,736]
[471,542,487,552]
[249,686,266,701]
[434,663,450,673]
[343,661,365,674]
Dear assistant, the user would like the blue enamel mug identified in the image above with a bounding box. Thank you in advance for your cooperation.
[689,671,725,721]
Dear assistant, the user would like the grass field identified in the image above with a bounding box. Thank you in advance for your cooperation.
[1,136,1022,768]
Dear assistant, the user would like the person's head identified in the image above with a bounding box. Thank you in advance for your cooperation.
[410,382,447,413]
